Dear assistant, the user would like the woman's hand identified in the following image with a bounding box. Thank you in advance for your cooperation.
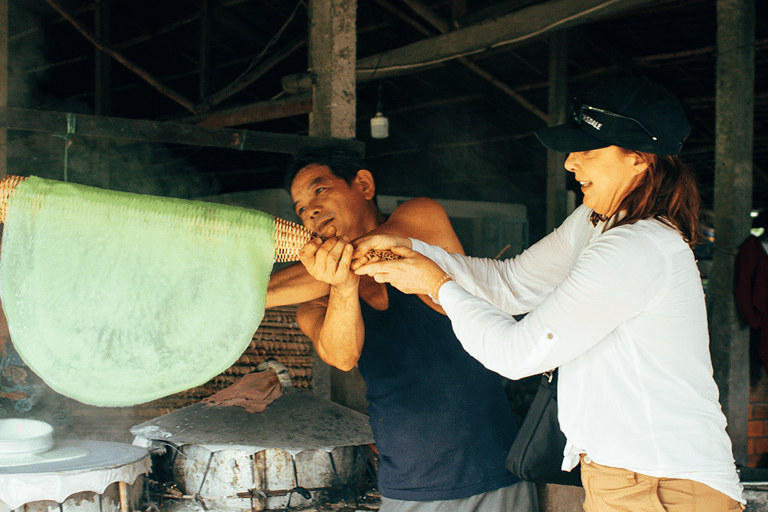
[299,226,358,290]
[353,244,448,298]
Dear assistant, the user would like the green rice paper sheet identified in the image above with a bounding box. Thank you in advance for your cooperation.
[0,176,276,406]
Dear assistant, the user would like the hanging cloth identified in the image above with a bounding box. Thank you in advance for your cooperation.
[734,235,768,375]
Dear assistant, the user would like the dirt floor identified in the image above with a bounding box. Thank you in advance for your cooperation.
[148,487,382,512]
[141,470,382,512]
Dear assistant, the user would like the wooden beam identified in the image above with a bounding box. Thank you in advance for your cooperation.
[182,94,313,127]
[373,0,435,35]
[369,131,531,157]
[282,0,668,92]
[197,36,307,114]
[359,0,665,75]
[381,93,486,115]
[451,0,466,26]
[401,0,451,32]
[458,0,542,27]
[0,107,363,156]
[45,0,197,113]
[398,0,547,120]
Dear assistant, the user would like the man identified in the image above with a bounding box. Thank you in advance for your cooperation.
[266,145,536,511]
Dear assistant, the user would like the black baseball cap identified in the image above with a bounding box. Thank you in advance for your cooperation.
[534,77,691,156]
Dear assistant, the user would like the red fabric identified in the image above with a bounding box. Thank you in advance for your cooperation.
[734,235,768,373]
[202,370,283,413]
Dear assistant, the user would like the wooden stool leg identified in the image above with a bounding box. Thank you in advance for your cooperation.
[119,481,129,512]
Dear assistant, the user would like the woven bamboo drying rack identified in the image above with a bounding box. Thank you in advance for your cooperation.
[0,175,25,226]
[0,175,395,263]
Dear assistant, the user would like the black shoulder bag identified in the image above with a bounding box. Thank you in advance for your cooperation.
[505,369,582,486]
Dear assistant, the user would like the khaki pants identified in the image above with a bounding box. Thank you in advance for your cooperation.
[378,480,538,512]
[580,455,744,512]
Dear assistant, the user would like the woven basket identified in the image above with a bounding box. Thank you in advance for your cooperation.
[274,217,317,263]
[0,175,26,225]
[0,175,395,263]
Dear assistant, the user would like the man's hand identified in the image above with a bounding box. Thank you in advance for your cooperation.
[351,234,412,270]
[353,245,447,298]
[299,225,358,290]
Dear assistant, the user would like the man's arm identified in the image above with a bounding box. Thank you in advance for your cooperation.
[296,234,364,371]
[265,262,329,309]
[357,197,465,309]
[294,198,464,371]
[267,198,462,307]
[297,288,363,372]
[364,197,465,256]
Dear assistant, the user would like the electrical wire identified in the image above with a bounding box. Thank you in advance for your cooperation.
[231,1,307,84]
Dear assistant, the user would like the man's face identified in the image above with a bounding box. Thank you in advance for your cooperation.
[290,164,371,238]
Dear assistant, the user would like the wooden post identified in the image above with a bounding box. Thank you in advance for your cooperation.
[308,0,357,139]
[307,0,361,405]
[709,0,754,468]
[95,0,112,117]
[119,481,130,512]
[545,30,568,235]
[199,0,211,100]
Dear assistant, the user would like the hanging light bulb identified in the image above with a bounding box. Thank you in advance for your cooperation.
[371,82,389,139]
[371,112,389,139]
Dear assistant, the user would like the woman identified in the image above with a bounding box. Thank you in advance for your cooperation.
[352,77,744,511]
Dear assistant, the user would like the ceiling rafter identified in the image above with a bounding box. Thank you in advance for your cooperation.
[45,0,197,112]
[281,0,670,91]
[398,0,547,120]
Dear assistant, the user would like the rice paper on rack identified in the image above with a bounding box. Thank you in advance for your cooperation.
[0,176,276,407]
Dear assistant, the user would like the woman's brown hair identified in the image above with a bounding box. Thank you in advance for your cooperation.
[591,151,702,248]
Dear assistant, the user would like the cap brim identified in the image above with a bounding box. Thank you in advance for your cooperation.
[534,123,610,153]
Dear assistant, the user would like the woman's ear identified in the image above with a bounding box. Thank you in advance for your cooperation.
[627,152,650,176]
[354,170,376,200]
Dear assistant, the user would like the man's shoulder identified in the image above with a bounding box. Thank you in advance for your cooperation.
[391,197,445,215]
[388,198,452,233]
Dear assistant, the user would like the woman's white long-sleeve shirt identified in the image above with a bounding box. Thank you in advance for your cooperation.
[412,205,743,503]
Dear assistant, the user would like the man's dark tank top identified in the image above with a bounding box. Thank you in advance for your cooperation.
[358,284,520,501]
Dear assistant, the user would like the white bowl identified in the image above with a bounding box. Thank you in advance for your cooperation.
[0,419,54,456]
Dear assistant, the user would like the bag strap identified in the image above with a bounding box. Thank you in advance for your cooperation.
[541,369,558,394]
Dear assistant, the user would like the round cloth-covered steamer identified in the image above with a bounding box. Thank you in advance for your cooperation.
[0,176,277,407]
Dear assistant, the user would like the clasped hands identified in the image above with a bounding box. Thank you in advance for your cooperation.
[298,226,448,297]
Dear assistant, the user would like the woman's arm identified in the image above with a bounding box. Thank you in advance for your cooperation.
[437,228,668,379]
[354,208,583,314]
[358,225,668,379]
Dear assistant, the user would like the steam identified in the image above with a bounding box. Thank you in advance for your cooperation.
[1,0,222,443]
